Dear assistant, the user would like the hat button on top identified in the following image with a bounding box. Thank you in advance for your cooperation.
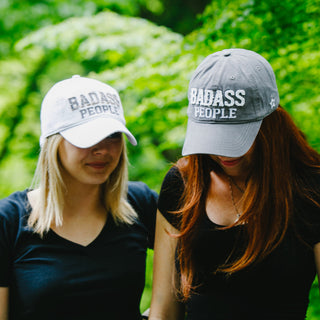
[72,75,81,78]
[223,51,231,57]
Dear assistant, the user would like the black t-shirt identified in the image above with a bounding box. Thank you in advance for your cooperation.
[0,181,157,320]
[158,166,320,320]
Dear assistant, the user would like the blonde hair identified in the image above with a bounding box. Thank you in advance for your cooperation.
[28,134,137,236]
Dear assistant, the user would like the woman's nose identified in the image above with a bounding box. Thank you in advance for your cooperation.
[91,139,110,154]
[217,156,230,161]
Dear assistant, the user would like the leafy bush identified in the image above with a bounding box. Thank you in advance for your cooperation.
[0,0,319,317]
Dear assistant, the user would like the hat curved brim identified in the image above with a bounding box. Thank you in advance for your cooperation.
[60,117,137,148]
[182,120,261,157]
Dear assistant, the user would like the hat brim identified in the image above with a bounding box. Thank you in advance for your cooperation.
[182,120,261,157]
[60,117,137,148]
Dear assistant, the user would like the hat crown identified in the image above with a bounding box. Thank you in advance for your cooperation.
[187,48,279,124]
[40,75,126,146]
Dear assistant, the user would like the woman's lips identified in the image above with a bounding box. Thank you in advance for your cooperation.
[86,162,107,169]
[219,158,242,167]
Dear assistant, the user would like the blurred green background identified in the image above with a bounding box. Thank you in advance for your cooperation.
[0,0,319,317]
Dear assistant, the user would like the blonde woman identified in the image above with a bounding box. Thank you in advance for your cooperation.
[0,76,157,320]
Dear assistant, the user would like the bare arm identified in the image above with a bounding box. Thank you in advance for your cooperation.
[149,211,185,320]
[0,287,9,320]
[314,242,320,296]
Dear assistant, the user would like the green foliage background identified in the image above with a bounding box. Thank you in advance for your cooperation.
[0,0,319,317]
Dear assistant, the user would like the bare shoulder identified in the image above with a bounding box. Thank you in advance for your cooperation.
[0,287,9,320]
[314,242,320,260]
[314,243,320,278]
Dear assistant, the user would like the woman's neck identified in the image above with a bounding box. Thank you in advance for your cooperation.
[62,182,104,218]
[226,174,247,192]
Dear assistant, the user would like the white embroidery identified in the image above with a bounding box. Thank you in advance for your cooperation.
[190,88,245,107]
[270,98,276,109]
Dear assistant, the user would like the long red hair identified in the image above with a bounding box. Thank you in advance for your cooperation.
[175,106,320,300]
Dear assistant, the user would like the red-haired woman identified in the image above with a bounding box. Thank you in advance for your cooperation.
[149,49,320,320]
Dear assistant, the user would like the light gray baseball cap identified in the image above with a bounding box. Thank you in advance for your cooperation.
[40,75,137,148]
[182,48,279,157]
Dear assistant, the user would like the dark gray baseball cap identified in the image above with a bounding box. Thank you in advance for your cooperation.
[182,48,279,157]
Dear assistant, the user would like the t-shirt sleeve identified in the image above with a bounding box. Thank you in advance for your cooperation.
[127,181,158,249]
[158,166,185,229]
[0,192,23,287]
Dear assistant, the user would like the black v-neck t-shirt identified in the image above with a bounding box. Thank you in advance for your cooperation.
[0,181,157,320]
[158,166,320,320]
